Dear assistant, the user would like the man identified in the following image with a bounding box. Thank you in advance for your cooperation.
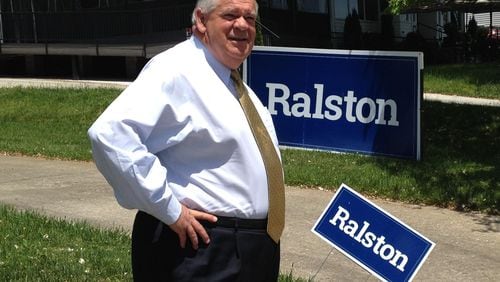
[87,0,285,281]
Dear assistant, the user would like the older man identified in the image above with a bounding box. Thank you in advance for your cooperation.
[88,0,285,281]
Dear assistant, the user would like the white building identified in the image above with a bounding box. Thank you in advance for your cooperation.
[465,11,500,27]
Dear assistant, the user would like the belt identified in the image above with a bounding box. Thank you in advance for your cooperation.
[203,216,267,230]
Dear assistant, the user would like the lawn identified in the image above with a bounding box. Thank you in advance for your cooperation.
[0,63,499,214]
[0,62,498,281]
[282,101,499,213]
[0,205,308,281]
[424,62,500,99]
[0,205,132,281]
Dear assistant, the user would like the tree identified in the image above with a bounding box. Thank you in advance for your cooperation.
[443,12,459,47]
[343,9,362,49]
[388,0,437,14]
[381,14,394,49]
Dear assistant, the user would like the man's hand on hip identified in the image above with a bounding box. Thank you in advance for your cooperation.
[169,205,218,250]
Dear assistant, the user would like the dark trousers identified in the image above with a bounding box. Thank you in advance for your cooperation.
[131,211,280,282]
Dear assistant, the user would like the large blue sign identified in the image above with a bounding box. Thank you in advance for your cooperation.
[312,184,435,281]
[244,47,422,159]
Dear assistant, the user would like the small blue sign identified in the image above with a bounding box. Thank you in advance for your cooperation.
[244,46,423,160]
[312,184,435,282]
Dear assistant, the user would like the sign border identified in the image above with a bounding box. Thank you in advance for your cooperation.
[243,46,423,160]
[311,183,436,281]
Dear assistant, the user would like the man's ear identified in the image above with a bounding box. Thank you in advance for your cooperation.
[194,9,207,34]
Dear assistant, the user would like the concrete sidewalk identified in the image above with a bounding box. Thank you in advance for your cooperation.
[1,155,498,281]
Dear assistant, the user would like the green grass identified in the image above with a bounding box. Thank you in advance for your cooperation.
[0,205,304,281]
[283,102,499,213]
[424,62,500,99]
[0,87,118,160]
[0,63,499,281]
[0,205,132,281]
[0,85,499,213]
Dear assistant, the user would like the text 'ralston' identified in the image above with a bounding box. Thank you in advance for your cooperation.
[266,83,399,126]
[329,206,408,272]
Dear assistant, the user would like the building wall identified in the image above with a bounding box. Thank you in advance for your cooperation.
[418,12,440,40]
[393,14,417,40]
[2,1,478,79]
[465,12,500,27]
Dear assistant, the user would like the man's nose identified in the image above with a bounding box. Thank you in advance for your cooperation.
[234,16,250,30]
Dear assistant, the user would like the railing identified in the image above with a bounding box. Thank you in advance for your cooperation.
[0,5,193,44]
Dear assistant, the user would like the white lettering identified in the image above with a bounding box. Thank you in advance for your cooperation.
[328,205,408,272]
[267,83,291,116]
[390,251,409,271]
[380,244,395,260]
[291,92,311,118]
[343,219,359,237]
[265,83,399,126]
[354,221,370,243]
[356,97,377,124]
[329,206,349,230]
[373,235,386,255]
[362,231,377,248]
[324,95,343,120]
[344,91,357,123]
[375,99,400,126]
[312,84,325,119]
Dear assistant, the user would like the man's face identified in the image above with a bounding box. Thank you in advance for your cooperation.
[197,0,257,70]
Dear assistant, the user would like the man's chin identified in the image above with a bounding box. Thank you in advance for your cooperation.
[229,46,251,57]
[230,40,251,49]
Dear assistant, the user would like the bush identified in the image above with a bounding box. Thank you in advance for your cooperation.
[398,32,441,64]
[464,17,494,62]
[343,9,362,49]
[380,14,394,50]
[361,32,382,50]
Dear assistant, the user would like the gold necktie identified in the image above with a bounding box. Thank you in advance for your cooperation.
[231,69,285,243]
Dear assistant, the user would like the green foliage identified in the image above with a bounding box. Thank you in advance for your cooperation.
[283,101,500,214]
[388,0,436,14]
[425,62,500,99]
[0,205,306,281]
[0,87,120,160]
[0,62,498,214]
[279,269,313,282]
[0,205,132,281]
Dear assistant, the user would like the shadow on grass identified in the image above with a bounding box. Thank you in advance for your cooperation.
[427,62,500,97]
[456,63,499,87]
[373,101,499,214]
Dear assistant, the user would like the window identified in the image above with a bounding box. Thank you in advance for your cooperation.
[297,0,328,14]
[357,0,364,18]
[335,0,358,19]
[379,0,388,12]
[357,0,379,20]
[365,0,378,20]
[257,0,286,9]
[81,0,99,9]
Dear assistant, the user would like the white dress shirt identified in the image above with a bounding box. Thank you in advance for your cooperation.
[88,36,281,226]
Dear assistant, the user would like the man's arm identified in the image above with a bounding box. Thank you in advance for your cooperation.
[88,62,216,248]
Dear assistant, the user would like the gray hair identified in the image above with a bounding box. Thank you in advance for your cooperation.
[191,0,258,25]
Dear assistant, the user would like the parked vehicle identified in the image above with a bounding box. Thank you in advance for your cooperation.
[488,27,499,41]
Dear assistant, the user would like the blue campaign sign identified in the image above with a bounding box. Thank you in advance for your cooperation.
[243,46,423,160]
[312,184,435,282]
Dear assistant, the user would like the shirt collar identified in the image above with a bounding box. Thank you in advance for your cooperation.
[191,36,232,88]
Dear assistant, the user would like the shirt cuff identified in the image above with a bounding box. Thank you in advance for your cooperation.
[154,195,183,226]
